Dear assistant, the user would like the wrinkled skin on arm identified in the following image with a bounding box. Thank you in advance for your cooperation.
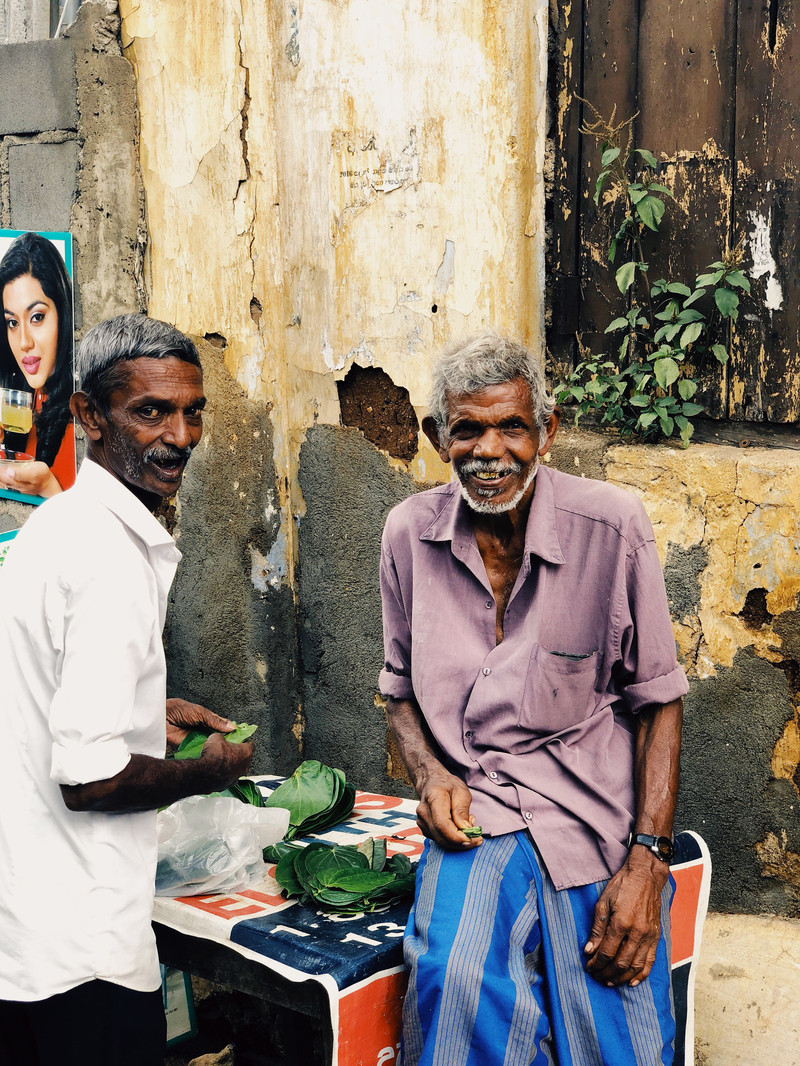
[584,698,683,987]
[60,698,253,814]
[386,695,482,849]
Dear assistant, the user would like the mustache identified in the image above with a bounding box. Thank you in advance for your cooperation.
[457,458,523,476]
[142,444,192,466]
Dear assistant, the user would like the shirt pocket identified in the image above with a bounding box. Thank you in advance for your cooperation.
[520,643,601,735]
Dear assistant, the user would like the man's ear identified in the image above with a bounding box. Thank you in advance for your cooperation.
[70,392,104,442]
[538,408,561,457]
[421,415,451,464]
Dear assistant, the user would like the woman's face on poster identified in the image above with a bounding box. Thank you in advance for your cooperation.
[3,273,59,391]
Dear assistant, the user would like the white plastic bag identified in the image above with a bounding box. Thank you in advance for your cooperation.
[155,795,290,897]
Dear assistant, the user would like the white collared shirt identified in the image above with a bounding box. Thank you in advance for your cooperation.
[0,459,182,1000]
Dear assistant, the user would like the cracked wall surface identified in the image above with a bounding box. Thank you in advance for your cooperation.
[119,0,550,774]
[548,436,800,914]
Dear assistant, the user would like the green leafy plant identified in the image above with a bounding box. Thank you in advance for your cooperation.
[169,722,263,807]
[557,103,750,447]
[262,759,356,840]
[264,837,416,914]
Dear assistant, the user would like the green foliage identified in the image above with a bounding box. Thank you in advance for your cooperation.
[262,759,356,841]
[266,838,416,914]
[172,722,258,760]
[169,722,263,808]
[558,104,749,448]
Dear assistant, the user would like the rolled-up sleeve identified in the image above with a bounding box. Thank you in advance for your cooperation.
[48,551,154,786]
[379,534,415,701]
[614,537,689,713]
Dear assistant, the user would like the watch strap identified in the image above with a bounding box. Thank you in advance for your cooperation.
[626,831,673,864]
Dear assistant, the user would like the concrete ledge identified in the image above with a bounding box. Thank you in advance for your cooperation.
[0,39,77,135]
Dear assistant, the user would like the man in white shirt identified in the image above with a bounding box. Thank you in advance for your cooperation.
[0,314,254,1066]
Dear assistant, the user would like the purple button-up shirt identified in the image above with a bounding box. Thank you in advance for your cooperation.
[379,466,688,890]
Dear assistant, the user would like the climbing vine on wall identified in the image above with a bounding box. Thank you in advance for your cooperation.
[558,103,750,447]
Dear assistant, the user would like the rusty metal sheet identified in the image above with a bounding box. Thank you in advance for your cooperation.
[731,0,800,422]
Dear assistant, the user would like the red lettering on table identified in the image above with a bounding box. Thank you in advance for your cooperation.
[177,895,264,919]
[354,793,403,810]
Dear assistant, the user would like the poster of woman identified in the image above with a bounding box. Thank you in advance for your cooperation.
[0,230,76,503]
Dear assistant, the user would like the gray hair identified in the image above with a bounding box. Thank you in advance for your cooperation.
[429,331,556,438]
[75,313,201,415]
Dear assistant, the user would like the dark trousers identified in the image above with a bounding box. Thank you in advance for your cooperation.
[0,979,166,1066]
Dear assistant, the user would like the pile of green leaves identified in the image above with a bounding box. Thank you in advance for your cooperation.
[262,759,355,840]
[265,838,415,914]
[557,103,749,448]
[171,722,263,807]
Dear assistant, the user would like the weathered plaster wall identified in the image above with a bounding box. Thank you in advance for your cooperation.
[119,0,550,766]
[547,433,800,917]
[163,339,300,771]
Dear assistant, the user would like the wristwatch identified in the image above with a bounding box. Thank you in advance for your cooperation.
[626,831,674,864]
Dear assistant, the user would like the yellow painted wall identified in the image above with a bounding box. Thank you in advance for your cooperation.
[119,0,549,575]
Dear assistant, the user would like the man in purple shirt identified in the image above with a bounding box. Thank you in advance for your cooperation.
[380,332,687,1065]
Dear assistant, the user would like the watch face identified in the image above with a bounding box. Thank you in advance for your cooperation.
[656,837,674,860]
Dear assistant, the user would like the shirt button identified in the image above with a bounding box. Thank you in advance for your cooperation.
[524,812,532,821]
[490,771,498,780]
[485,600,493,609]
[482,667,491,676]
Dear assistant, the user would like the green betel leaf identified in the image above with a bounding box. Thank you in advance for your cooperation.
[679,322,703,348]
[638,411,659,429]
[714,288,739,318]
[712,343,729,365]
[629,393,650,407]
[665,283,692,297]
[654,357,680,390]
[173,722,258,761]
[681,402,705,416]
[616,261,637,293]
[601,146,621,167]
[262,760,338,835]
[635,148,659,168]
[678,379,698,400]
[636,195,666,231]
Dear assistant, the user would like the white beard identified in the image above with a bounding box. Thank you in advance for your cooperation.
[456,456,539,515]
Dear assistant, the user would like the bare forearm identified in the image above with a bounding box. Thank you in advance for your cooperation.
[386,696,479,847]
[386,695,448,790]
[61,739,252,814]
[632,697,683,839]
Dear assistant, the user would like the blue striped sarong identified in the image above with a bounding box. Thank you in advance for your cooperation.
[402,832,674,1066]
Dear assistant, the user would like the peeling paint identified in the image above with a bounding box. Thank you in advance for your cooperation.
[756,830,800,892]
[434,238,456,297]
[607,445,800,678]
[249,534,289,592]
[748,209,784,311]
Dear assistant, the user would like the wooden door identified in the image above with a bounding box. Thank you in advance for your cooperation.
[549,0,800,423]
